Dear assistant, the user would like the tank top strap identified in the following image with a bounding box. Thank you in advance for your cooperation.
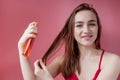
[98,50,104,69]
[93,50,105,80]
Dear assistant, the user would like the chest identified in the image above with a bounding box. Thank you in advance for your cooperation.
[76,58,100,80]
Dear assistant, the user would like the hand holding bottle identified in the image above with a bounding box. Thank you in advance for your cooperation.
[18,22,39,56]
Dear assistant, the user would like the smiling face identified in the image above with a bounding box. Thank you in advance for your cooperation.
[74,10,98,47]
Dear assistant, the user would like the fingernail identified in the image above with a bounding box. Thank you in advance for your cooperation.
[33,22,38,27]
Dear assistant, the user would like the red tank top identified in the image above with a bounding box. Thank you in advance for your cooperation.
[65,50,104,80]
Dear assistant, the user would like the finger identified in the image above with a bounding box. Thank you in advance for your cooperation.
[39,60,48,71]
[28,25,38,31]
[25,27,39,35]
[19,34,37,47]
[28,22,38,30]
[34,60,39,68]
[29,22,38,27]
[23,34,37,41]
[25,22,39,34]
[34,60,43,76]
[34,60,42,71]
[19,30,37,42]
[30,29,39,35]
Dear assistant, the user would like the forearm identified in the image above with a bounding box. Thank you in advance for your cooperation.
[18,22,40,80]
[19,54,36,80]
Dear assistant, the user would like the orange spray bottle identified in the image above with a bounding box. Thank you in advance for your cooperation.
[22,22,38,57]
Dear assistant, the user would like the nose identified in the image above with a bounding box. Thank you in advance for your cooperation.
[83,24,90,34]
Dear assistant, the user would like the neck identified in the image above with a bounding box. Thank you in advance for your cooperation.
[78,44,98,58]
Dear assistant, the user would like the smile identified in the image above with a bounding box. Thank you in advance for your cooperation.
[81,35,93,40]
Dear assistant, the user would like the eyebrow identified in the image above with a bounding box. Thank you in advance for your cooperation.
[75,20,97,23]
[88,20,97,22]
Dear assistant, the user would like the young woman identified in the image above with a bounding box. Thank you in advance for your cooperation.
[18,3,120,80]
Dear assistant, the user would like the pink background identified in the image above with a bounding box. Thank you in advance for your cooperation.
[0,0,120,80]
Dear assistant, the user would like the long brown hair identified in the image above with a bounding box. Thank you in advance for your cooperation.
[42,3,101,78]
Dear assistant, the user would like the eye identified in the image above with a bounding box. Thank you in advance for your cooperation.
[75,24,83,28]
[89,23,96,26]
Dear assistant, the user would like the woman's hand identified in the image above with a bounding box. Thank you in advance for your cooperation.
[18,22,38,55]
[34,60,54,80]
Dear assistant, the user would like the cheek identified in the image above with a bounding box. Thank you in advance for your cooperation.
[74,28,78,39]
[74,28,82,40]
[93,27,98,38]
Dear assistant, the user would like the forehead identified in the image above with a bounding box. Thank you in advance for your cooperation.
[75,10,97,22]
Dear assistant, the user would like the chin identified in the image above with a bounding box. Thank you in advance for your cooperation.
[80,42,94,47]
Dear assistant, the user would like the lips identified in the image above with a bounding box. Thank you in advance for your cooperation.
[81,35,93,40]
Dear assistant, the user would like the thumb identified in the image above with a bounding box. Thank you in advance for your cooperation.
[34,60,42,71]
[39,60,48,71]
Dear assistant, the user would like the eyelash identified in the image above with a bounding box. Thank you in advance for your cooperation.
[75,23,96,28]
[89,23,96,26]
[76,24,83,27]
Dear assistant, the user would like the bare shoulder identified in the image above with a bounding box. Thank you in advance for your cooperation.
[48,55,64,67]
[54,55,64,65]
[102,51,120,71]
[98,51,120,79]
[103,51,120,63]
